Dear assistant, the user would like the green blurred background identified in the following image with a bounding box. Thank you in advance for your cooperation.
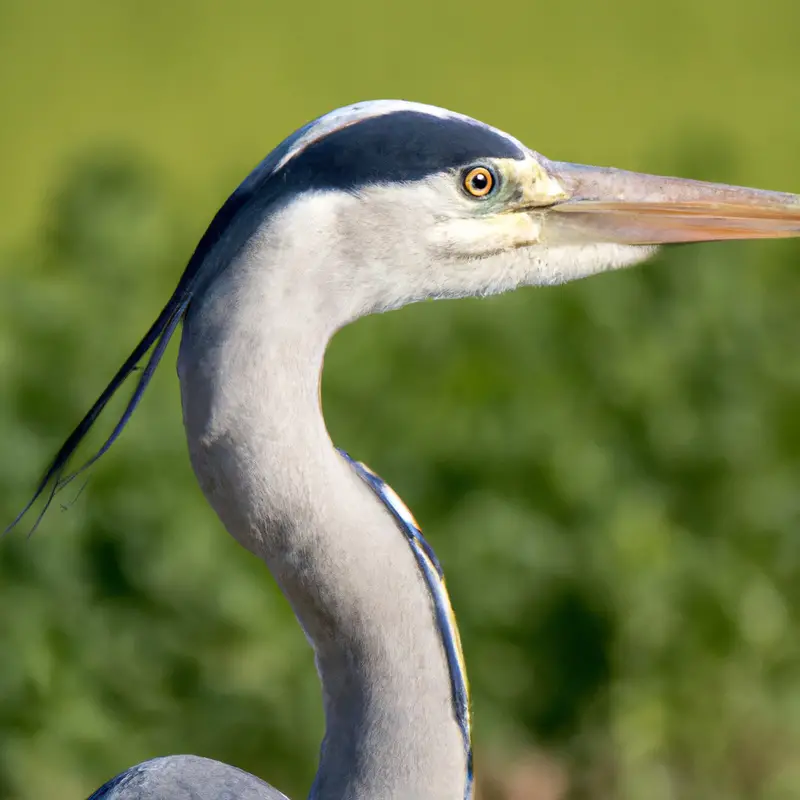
[2,1,800,798]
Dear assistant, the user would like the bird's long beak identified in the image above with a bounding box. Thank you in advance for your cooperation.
[538,161,800,245]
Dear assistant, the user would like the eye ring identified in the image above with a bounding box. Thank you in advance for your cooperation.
[462,166,496,198]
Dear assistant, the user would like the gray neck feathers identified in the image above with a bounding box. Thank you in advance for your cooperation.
[176,203,467,799]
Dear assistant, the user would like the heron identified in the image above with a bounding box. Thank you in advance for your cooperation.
[8,100,800,800]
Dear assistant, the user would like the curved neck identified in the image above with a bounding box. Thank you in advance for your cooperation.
[177,246,468,799]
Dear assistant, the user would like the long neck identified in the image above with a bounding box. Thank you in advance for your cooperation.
[177,249,468,799]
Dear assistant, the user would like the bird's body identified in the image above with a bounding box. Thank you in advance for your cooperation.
[8,100,800,800]
[87,756,288,799]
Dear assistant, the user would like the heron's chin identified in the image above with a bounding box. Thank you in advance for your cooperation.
[522,241,659,287]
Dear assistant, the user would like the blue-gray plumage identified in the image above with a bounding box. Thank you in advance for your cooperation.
[87,757,285,799]
[7,99,800,799]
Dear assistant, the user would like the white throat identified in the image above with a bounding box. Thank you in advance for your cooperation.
[176,214,469,800]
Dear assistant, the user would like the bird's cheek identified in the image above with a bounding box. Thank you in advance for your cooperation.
[497,213,545,249]
[426,214,543,258]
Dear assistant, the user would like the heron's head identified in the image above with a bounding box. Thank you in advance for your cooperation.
[9,100,800,532]
[203,99,800,322]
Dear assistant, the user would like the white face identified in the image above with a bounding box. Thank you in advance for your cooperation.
[257,130,799,324]
[263,156,656,323]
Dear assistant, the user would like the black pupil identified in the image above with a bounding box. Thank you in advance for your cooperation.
[471,172,489,191]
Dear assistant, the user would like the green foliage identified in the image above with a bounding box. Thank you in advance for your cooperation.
[1,141,799,800]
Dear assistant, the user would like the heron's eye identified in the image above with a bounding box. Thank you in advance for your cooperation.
[462,167,495,198]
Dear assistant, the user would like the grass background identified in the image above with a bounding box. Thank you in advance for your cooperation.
[2,1,800,797]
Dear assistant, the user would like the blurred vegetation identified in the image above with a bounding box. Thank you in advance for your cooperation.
[3,2,800,799]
